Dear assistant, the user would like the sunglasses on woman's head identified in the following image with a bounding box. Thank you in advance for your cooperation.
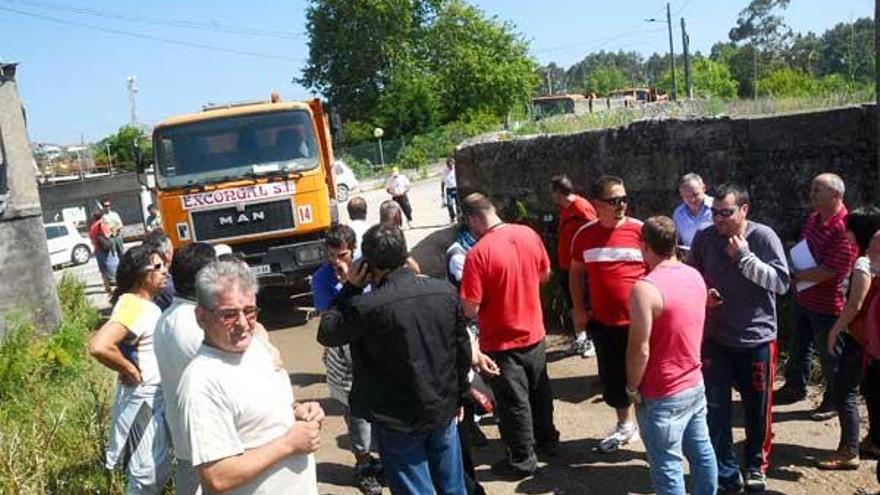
[143,262,165,272]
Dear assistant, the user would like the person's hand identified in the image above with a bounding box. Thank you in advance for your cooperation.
[287,421,321,454]
[333,261,350,284]
[725,235,748,261]
[119,368,142,386]
[626,385,642,406]
[827,327,844,357]
[348,259,372,288]
[456,406,465,423]
[707,288,724,309]
[294,402,325,425]
[476,353,501,377]
[572,307,589,330]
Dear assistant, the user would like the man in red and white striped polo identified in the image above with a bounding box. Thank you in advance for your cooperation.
[779,173,858,419]
[569,175,646,453]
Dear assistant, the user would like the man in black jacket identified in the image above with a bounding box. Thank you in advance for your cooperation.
[318,224,472,495]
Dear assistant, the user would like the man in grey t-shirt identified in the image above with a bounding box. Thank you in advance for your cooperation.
[689,183,790,493]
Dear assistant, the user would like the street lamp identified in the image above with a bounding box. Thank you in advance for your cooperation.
[373,127,385,167]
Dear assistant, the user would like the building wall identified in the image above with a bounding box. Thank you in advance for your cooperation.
[455,105,878,243]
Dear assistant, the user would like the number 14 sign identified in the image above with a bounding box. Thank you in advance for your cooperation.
[296,204,313,225]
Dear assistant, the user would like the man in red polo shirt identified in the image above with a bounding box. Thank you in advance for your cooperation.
[551,174,598,358]
[779,173,858,419]
[460,192,558,478]
[570,175,646,453]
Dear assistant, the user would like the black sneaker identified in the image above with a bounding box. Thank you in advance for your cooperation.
[354,464,383,495]
[367,457,385,485]
[490,459,535,480]
[744,470,766,492]
[774,384,807,405]
[810,400,837,421]
[718,473,744,494]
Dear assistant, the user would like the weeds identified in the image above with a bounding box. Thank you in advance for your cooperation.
[0,273,121,494]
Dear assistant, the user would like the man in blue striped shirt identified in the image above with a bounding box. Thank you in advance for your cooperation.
[672,173,714,249]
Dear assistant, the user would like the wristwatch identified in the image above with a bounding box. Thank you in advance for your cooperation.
[625,385,642,404]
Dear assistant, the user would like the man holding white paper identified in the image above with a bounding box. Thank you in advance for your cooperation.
[778,173,858,421]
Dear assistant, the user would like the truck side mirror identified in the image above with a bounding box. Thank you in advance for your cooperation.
[134,141,144,174]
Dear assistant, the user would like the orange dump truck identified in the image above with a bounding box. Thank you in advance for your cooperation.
[144,96,337,296]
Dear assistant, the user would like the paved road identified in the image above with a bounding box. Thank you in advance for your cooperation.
[55,174,878,494]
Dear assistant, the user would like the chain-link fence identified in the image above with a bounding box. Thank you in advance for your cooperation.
[334,138,406,179]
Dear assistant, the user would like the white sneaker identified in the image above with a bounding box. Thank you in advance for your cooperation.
[598,423,639,453]
[580,338,596,358]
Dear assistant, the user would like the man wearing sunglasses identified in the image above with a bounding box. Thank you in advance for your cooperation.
[689,183,790,492]
[178,261,323,494]
[569,175,645,453]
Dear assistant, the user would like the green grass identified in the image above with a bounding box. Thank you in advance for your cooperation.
[0,274,123,494]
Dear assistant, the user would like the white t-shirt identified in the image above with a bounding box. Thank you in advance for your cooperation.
[178,339,318,495]
[154,297,203,461]
[385,174,410,197]
[103,209,123,231]
[110,293,162,386]
[854,256,872,276]
[442,167,457,189]
[348,219,370,258]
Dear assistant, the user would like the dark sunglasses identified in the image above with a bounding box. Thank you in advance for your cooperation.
[598,196,628,207]
[710,207,738,218]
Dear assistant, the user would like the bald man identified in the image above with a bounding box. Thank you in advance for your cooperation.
[779,173,858,420]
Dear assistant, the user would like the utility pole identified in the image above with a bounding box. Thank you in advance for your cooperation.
[546,71,553,95]
[646,3,677,100]
[666,3,677,101]
[126,76,139,127]
[681,17,693,99]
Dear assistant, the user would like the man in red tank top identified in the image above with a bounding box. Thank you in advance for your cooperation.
[626,216,717,495]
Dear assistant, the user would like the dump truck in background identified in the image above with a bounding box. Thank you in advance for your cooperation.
[140,95,337,297]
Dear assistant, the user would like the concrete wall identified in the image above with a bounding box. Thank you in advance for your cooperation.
[0,64,61,335]
[455,105,878,243]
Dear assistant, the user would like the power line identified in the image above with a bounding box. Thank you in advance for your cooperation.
[0,0,305,39]
[533,27,667,56]
[0,5,304,63]
[673,0,695,17]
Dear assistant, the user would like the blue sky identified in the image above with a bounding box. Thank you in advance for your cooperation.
[1,0,873,144]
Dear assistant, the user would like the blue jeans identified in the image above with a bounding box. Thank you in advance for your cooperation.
[784,302,838,402]
[637,383,717,495]
[375,419,466,495]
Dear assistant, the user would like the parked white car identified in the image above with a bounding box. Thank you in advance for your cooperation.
[44,221,92,268]
[333,160,360,202]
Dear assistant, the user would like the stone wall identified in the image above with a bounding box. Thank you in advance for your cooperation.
[455,105,878,243]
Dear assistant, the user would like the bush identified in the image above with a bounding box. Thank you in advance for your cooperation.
[0,274,122,494]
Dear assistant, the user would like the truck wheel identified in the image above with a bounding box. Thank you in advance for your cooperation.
[336,184,350,203]
[71,244,91,265]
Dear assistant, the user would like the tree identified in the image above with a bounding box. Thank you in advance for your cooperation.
[756,67,818,97]
[661,57,739,98]
[537,62,566,95]
[818,18,875,84]
[375,55,442,136]
[93,125,151,172]
[298,0,432,123]
[728,0,792,97]
[584,67,628,96]
[425,0,537,121]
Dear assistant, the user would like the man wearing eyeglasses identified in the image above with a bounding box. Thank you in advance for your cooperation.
[689,183,790,493]
[178,261,323,495]
[569,175,645,453]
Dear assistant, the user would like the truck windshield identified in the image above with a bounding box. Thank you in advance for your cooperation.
[154,109,319,189]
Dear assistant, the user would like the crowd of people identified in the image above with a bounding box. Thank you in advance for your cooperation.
[85,166,880,495]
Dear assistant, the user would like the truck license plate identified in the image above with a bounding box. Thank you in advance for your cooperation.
[250,264,272,276]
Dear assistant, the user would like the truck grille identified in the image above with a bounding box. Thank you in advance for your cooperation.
[191,199,295,242]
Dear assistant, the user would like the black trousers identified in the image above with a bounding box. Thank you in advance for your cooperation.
[487,339,558,472]
[393,194,413,222]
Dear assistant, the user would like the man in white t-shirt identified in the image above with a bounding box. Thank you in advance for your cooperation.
[346,196,370,258]
[178,260,323,495]
[441,157,458,224]
[155,242,217,495]
[385,167,413,228]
